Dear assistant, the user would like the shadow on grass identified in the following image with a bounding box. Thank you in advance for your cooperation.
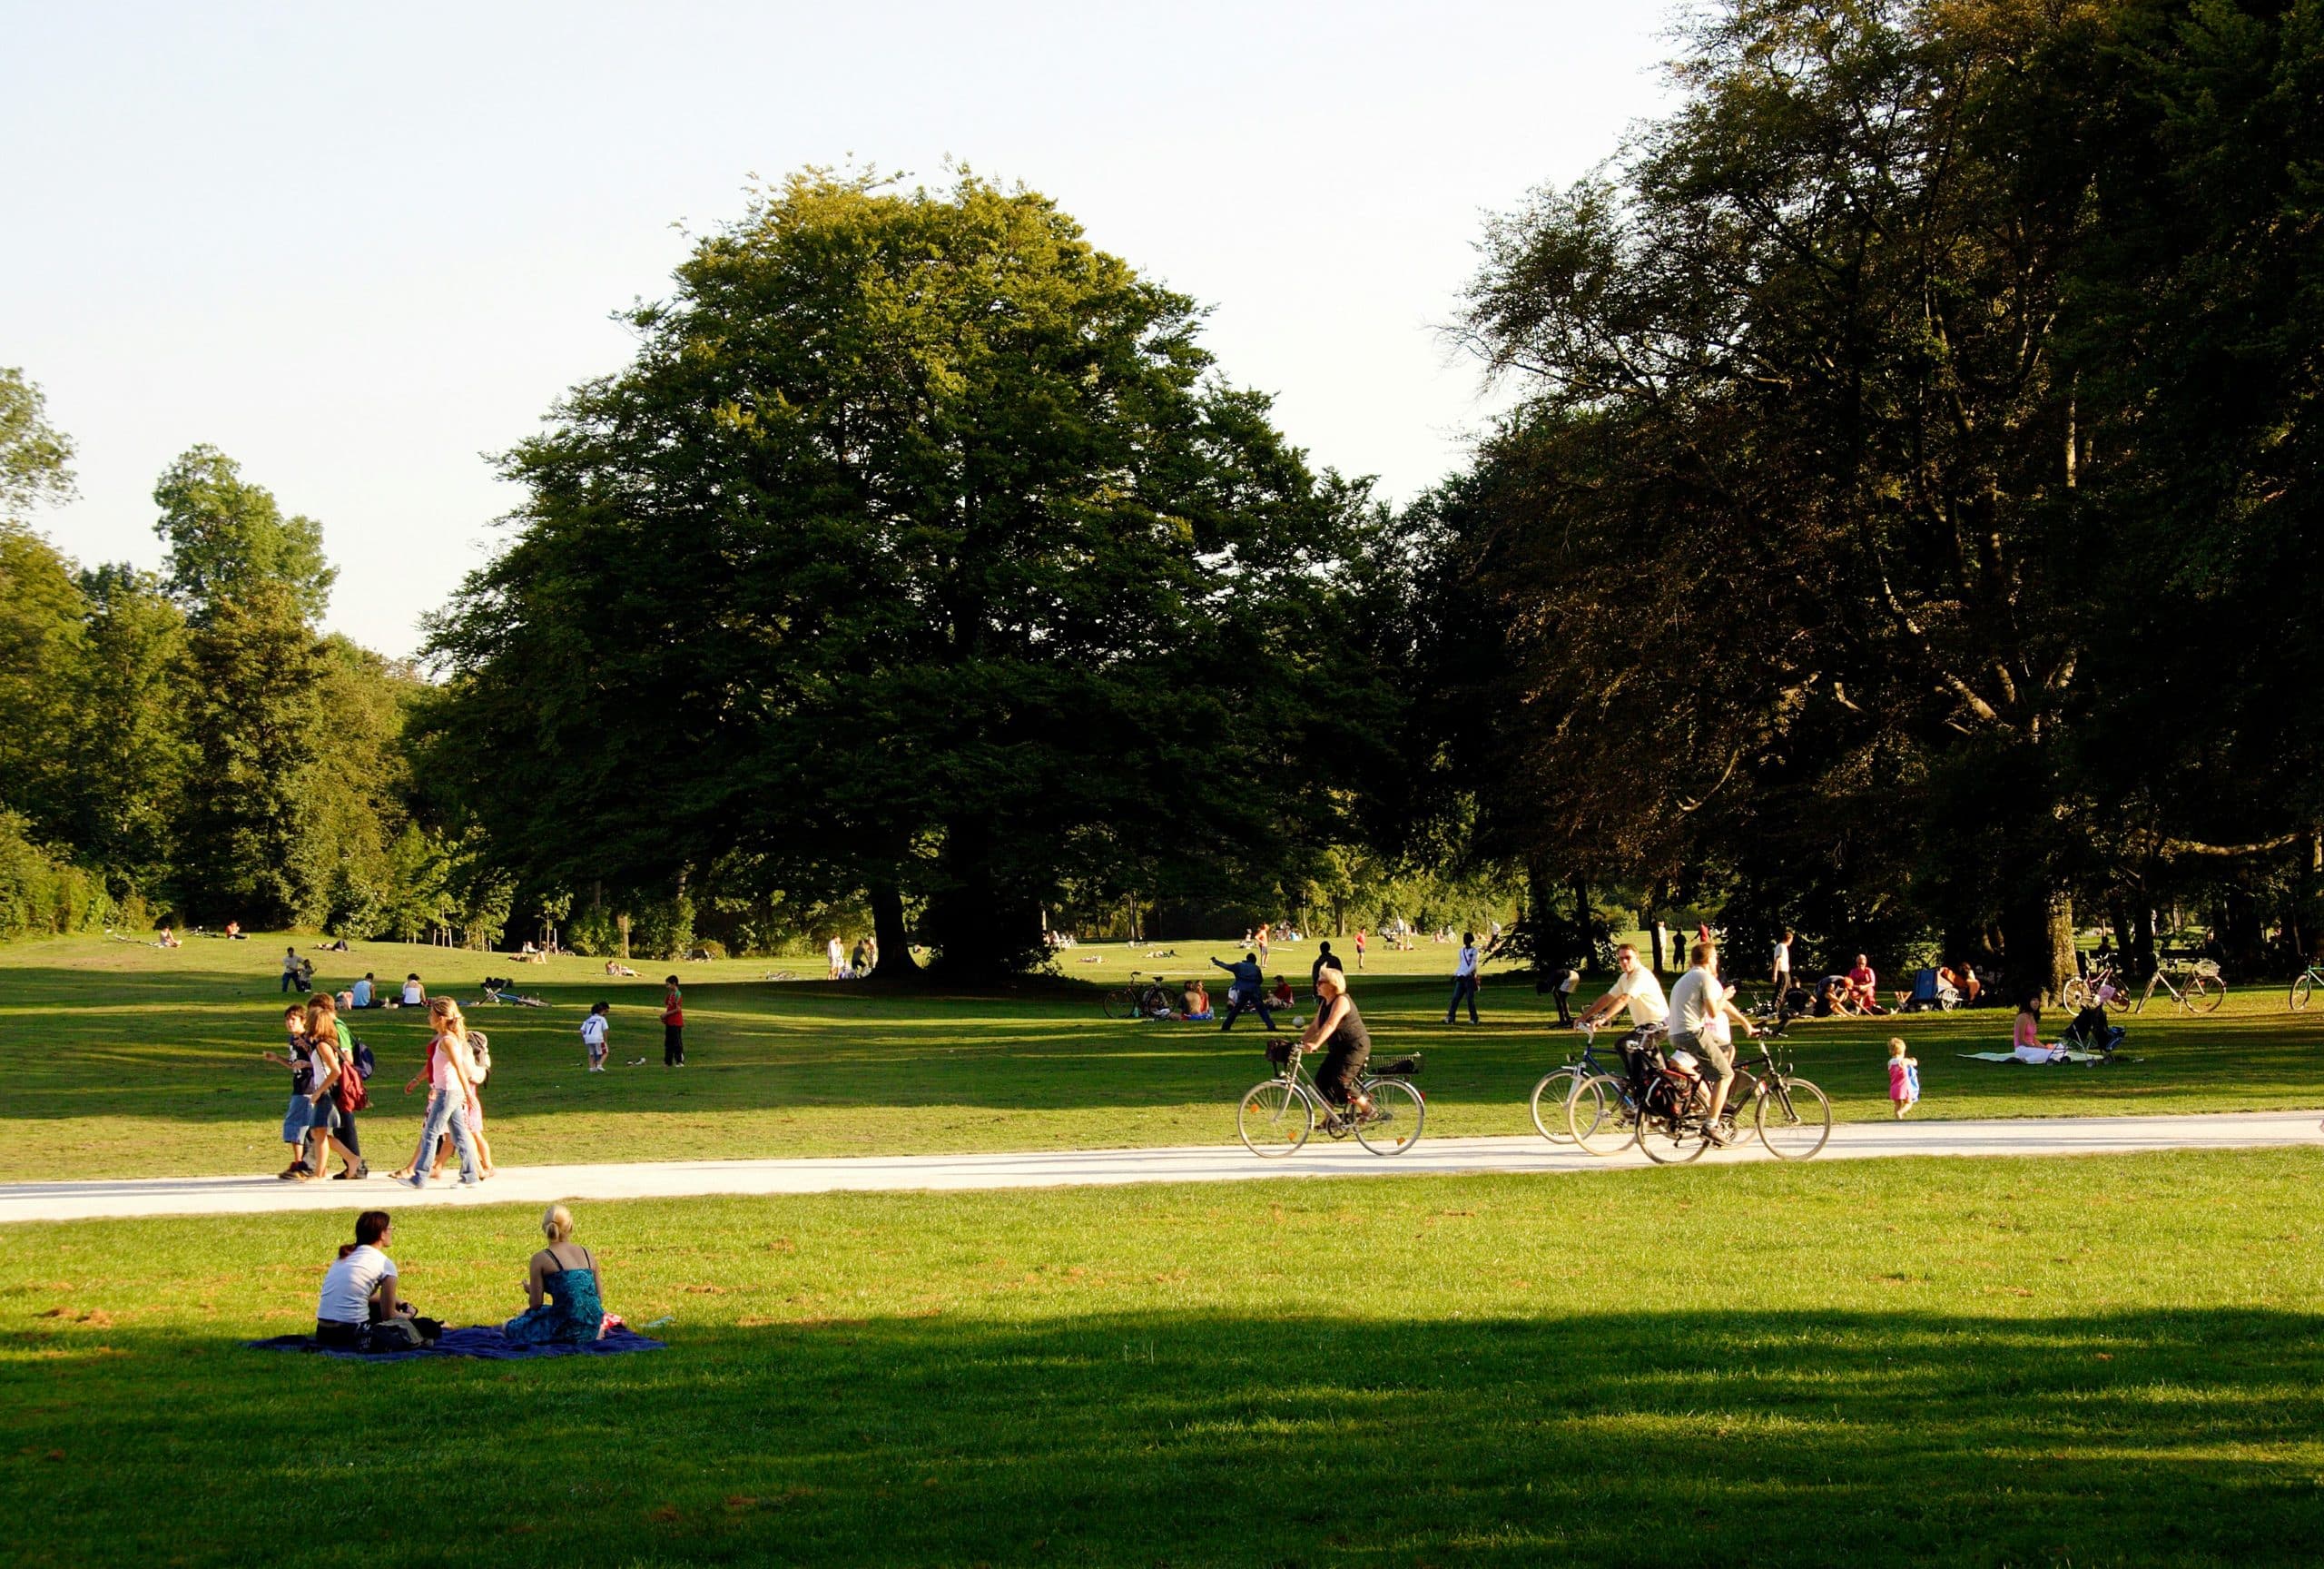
[6,1308,2322,1565]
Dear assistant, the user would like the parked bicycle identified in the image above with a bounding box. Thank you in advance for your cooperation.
[1236,1038,1424,1157]
[1101,971,1178,1021]
[2289,960,2321,1012]
[2059,962,2132,1013]
[2136,956,2226,1014]
[1565,1031,1831,1162]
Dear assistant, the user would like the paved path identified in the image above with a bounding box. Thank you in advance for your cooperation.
[3,1110,2317,1224]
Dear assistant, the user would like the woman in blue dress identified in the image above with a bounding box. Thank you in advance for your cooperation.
[504,1203,606,1345]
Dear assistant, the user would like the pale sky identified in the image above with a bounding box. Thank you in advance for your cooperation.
[4,1,1679,657]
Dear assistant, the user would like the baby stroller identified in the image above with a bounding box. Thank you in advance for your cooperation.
[2061,1004,2128,1059]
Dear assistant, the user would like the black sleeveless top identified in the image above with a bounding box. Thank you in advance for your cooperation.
[1323,997,1372,1056]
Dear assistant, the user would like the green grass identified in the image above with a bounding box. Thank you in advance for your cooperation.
[4,932,2321,1179]
[5,1148,2323,1565]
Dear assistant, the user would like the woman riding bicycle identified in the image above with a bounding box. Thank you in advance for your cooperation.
[1302,965,1373,1125]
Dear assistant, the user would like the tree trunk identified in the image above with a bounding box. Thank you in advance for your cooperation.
[862,883,918,985]
[1570,877,1593,972]
[2001,892,2076,1004]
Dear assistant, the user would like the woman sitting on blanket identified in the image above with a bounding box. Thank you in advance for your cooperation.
[505,1204,606,1346]
[2012,995,2062,1063]
[315,1209,419,1348]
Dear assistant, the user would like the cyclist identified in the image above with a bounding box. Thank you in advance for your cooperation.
[1301,965,1373,1128]
[1669,939,1755,1144]
[1572,944,1669,1034]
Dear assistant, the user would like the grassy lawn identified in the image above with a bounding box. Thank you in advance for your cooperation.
[2,932,2319,1181]
[4,1147,2321,1565]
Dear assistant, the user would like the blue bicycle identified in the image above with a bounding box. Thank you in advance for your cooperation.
[1528,1019,1647,1143]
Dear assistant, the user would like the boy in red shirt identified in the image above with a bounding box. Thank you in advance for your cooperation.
[661,976,685,1066]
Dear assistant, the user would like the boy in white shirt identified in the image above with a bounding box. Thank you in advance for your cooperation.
[580,1002,611,1072]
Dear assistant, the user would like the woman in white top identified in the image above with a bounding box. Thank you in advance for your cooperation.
[399,973,426,1007]
[315,1209,412,1347]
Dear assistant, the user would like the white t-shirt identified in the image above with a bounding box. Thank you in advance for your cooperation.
[400,981,423,1005]
[317,1245,396,1324]
[1668,967,1722,1041]
[580,1015,609,1049]
[1602,965,1669,1024]
[1772,940,1791,972]
[1454,944,1480,978]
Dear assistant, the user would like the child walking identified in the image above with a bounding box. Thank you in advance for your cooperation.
[580,1002,610,1072]
[1887,1037,1920,1119]
[661,976,685,1066]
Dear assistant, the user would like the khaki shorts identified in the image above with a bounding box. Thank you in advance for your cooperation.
[1669,1031,1733,1084]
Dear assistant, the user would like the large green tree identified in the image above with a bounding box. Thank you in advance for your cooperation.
[426,171,1382,976]
[153,445,334,623]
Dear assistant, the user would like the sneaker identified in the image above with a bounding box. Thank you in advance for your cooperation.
[407,1173,428,1189]
[1703,1124,1732,1147]
[276,1162,308,1181]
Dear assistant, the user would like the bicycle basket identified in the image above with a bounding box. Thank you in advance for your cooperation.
[2192,959,2221,979]
[1370,1053,1423,1079]
[1265,1039,1295,1066]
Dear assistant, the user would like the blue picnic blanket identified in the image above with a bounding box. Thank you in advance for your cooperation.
[247,1325,666,1361]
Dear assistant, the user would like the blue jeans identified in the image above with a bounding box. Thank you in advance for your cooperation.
[1445,973,1479,1023]
[409,1087,478,1182]
[1218,988,1275,1031]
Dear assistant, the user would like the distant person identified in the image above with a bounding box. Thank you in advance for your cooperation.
[1181,979,1213,1021]
[580,1002,611,1072]
[1957,963,1982,1006]
[314,1210,415,1349]
[826,936,845,980]
[1537,965,1581,1025]
[157,926,180,949]
[1256,923,1272,965]
[661,976,685,1066]
[1210,952,1275,1031]
[280,947,304,994]
[399,973,426,1008]
[1574,944,1669,1032]
[505,1204,607,1346]
[1771,929,1794,995]
[1270,974,1296,1011]
[300,993,366,1181]
[224,920,243,940]
[1354,929,1367,972]
[1443,931,1481,1024]
[2011,995,2059,1063]
[1888,1038,1921,1118]
[851,937,871,978]
[1312,941,1339,989]
[604,959,637,977]
[350,972,376,1010]
[1845,953,1882,1013]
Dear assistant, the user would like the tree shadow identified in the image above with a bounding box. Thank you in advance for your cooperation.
[8,1307,2320,1565]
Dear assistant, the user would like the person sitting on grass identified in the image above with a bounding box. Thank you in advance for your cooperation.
[1845,953,1883,1014]
[604,960,637,977]
[399,972,426,1007]
[350,972,376,1009]
[2012,994,2061,1063]
[505,1204,607,1346]
[1302,965,1374,1130]
[314,1210,416,1349]
[157,926,181,949]
[1270,974,1296,1011]
[1181,979,1213,1022]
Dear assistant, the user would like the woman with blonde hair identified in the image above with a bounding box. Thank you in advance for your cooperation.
[504,1203,606,1345]
[397,997,481,1188]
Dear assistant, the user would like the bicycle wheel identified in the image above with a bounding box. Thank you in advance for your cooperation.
[2293,972,2316,1012]
[1354,1079,1424,1156]
[1755,1076,1833,1159]
[1100,988,1133,1021]
[1237,1081,1313,1156]
[1568,1073,1638,1155]
[2183,974,2226,1014]
[1636,1096,1708,1164]
[2059,977,2091,1011]
[1529,1068,1581,1142]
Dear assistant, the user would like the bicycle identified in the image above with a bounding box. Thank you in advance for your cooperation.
[1236,1038,1424,1157]
[1101,971,1179,1021]
[1566,1032,1831,1161]
[2059,962,2132,1013]
[2289,960,2321,1012]
[2136,957,2226,1014]
[1528,1019,1640,1143]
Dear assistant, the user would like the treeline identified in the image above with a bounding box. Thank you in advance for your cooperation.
[8,1,2319,984]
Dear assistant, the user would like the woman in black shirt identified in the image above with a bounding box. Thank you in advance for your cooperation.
[1303,965,1373,1122]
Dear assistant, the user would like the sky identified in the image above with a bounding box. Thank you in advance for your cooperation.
[3,1,1680,658]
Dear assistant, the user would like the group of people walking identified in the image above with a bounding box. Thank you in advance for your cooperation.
[265,992,495,1187]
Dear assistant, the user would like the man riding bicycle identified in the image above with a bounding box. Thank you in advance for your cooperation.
[1667,938,1756,1144]
[1572,943,1669,1034]
[1301,965,1373,1128]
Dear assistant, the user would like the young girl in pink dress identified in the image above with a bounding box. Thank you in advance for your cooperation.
[1887,1037,1920,1118]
